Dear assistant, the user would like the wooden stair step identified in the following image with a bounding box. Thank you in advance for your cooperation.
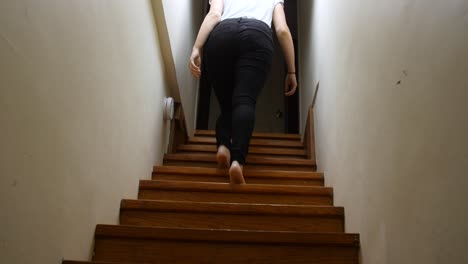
[188,136,304,148]
[163,153,316,171]
[63,262,138,264]
[120,199,344,232]
[93,225,360,264]
[195,129,301,141]
[138,180,333,205]
[153,166,324,186]
[177,144,307,158]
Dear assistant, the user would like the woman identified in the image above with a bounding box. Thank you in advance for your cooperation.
[189,0,297,184]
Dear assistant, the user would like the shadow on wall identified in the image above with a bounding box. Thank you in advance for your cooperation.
[297,0,316,133]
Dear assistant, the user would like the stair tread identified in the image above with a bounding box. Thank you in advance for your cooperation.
[189,137,304,148]
[121,199,343,232]
[139,180,332,196]
[153,166,323,180]
[195,130,301,141]
[121,199,343,216]
[152,166,324,186]
[63,262,138,264]
[177,144,307,156]
[95,224,359,247]
[164,153,316,167]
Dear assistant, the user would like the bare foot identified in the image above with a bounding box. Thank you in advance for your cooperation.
[229,161,245,184]
[216,145,230,169]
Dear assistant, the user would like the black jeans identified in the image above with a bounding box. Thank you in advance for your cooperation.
[204,18,274,165]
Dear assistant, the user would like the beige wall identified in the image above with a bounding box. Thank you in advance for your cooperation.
[299,0,468,263]
[0,0,170,263]
[154,0,204,136]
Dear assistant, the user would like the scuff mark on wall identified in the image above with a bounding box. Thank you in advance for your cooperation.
[24,7,31,21]
[0,32,18,54]
[463,6,468,20]
[0,32,28,62]
[396,70,408,86]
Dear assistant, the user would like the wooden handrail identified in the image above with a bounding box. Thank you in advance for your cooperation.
[303,105,316,163]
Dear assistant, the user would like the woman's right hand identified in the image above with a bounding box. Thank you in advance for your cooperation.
[189,47,202,79]
[285,73,297,96]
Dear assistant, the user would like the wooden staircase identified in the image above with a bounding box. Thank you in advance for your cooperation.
[63,129,360,263]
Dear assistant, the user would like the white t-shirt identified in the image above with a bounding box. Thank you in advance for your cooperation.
[209,0,284,28]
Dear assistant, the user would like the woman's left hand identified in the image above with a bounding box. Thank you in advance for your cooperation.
[285,73,297,96]
[189,48,202,79]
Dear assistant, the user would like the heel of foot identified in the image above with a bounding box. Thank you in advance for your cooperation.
[229,163,245,184]
[216,146,230,169]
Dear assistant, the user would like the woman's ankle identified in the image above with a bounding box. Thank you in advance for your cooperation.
[231,160,243,169]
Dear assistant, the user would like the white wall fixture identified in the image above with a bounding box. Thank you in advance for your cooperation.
[163,97,175,121]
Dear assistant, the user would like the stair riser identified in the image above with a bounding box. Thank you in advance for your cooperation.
[177,145,307,158]
[94,238,359,264]
[120,211,344,233]
[195,135,302,142]
[195,130,302,141]
[179,151,306,159]
[138,190,333,206]
[152,174,324,186]
[163,161,316,172]
[188,138,305,149]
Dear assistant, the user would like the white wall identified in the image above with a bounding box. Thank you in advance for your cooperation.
[299,0,468,263]
[156,0,204,136]
[0,0,170,263]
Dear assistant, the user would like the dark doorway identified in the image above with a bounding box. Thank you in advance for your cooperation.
[196,0,299,134]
